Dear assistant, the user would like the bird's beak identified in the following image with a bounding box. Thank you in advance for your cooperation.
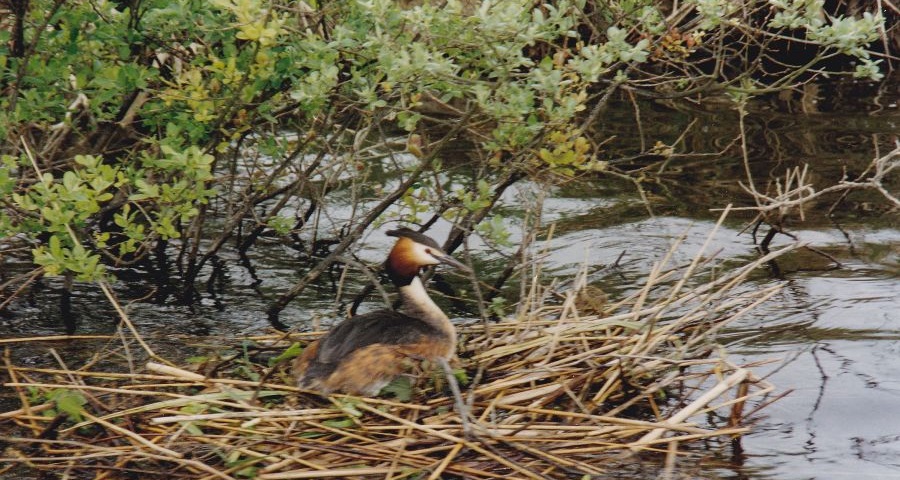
[433,252,472,273]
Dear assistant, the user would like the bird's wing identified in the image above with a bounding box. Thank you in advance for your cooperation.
[314,310,446,364]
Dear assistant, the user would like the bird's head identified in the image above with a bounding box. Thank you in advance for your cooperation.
[384,228,470,283]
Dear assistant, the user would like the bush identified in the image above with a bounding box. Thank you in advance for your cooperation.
[0,0,889,314]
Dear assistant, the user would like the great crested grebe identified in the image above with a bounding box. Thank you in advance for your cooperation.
[293,228,471,396]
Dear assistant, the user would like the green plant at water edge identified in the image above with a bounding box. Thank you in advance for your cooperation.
[0,0,888,313]
[4,146,215,280]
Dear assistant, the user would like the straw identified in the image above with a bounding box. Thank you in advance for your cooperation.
[1,220,788,479]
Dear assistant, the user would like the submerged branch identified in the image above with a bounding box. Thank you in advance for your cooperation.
[266,108,477,327]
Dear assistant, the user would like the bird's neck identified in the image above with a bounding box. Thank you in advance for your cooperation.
[397,276,456,341]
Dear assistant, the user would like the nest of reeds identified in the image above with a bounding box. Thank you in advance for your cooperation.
[1,217,789,479]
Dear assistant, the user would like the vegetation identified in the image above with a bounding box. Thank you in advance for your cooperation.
[0,0,894,317]
[1,0,897,477]
[1,218,788,478]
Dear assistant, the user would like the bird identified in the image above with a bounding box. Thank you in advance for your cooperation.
[293,227,471,396]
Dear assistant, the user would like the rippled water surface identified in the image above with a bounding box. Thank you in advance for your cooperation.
[2,79,899,479]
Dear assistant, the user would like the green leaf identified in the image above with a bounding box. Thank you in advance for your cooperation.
[74,155,99,169]
[321,417,355,429]
[184,422,205,436]
[47,389,87,423]
[236,466,259,478]
[334,398,363,417]
[0,168,13,195]
[380,376,412,402]
[453,368,469,385]
[62,171,81,192]
[179,402,209,415]
[90,175,113,192]
[49,235,63,258]
[269,342,303,367]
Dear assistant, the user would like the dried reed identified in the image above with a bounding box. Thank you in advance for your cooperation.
[1,210,787,479]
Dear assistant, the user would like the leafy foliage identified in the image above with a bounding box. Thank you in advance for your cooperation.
[0,0,888,313]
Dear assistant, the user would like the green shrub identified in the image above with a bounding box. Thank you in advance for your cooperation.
[0,0,887,300]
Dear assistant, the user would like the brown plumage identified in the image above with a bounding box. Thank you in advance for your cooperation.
[293,228,470,396]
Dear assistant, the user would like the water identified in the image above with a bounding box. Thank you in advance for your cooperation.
[1,78,898,479]
[584,80,900,478]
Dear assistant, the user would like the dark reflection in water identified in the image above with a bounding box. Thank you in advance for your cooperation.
[1,77,898,479]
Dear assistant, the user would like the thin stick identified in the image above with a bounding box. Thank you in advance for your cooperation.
[437,357,473,437]
[0,335,116,344]
[81,411,183,459]
[259,468,397,479]
[356,404,546,480]
[631,368,750,449]
[98,280,160,360]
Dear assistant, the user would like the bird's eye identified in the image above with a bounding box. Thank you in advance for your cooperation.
[425,248,432,255]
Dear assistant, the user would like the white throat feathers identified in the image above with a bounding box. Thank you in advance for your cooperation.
[398,276,456,343]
